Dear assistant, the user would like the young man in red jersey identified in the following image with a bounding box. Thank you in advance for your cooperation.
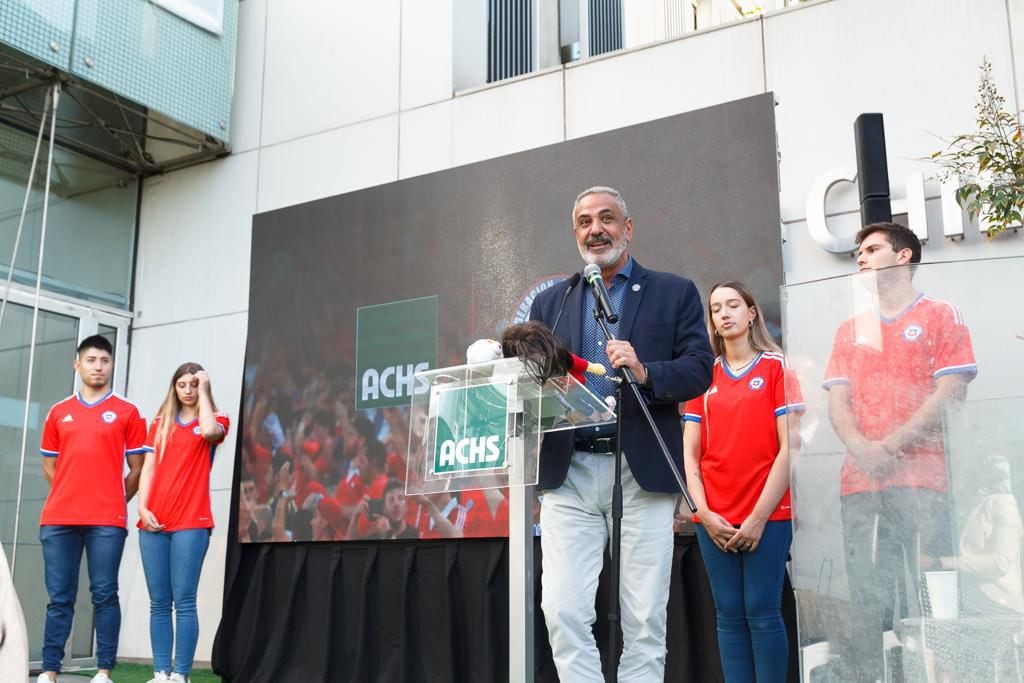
[37,335,148,683]
[824,223,977,682]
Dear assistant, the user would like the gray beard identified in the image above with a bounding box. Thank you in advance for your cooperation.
[578,239,627,268]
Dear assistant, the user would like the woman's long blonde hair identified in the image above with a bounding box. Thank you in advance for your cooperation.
[154,362,219,460]
[707,281,782,359]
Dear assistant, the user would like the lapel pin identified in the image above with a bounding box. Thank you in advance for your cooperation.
[631,284,641,292]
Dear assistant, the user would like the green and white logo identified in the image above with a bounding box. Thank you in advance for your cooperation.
[432,382,509,475]
[355,296,438,410]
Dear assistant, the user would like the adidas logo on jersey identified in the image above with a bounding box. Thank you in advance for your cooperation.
[61,414,74,423]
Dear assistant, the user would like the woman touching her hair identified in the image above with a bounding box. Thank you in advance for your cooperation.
[138,363,229,683]
[680,282,803,683]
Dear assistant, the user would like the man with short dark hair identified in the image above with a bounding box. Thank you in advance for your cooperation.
[824,222,977,681]
[37,334,148,683]
[379,478,417,539]
[530,186,713,681]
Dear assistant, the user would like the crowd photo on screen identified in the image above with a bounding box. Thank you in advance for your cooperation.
[238,335,510,543]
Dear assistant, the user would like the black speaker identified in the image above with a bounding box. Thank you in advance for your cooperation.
[854,113,892,225]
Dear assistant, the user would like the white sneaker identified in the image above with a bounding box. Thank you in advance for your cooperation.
[147,673,171,683]
[36,674,55,683]
[91,674,113,683]
[169,674,189,682]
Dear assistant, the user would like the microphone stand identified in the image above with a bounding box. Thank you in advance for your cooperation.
[591,306,696,683]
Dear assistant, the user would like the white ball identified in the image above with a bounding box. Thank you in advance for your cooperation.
[466,338,502,364]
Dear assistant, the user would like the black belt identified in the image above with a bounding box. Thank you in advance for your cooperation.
[575,436,618,455]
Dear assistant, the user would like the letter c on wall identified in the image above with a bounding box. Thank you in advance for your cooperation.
[806,166,858,254]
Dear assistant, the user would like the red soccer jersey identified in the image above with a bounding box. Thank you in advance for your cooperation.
[334,469,366,508]
[823,294,976,495]
[683,353,804,526]
[40,392,148,527]
[462,489,510,537]
[140,413,229,531]
[416,496,471,539]
[352,474,393,537]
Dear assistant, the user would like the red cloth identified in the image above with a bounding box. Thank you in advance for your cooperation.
[318,497,345,531]
[385,452,405,479]
[40,393,148,527]
[138,413,230,530]
[250,441,272,463]
[568,353,589,383]
[824,295,976,495]
[416,496,472,539]
[295,480,326,509]
[334,470,366,507]
[683,353,803,525]
[461,489,510,537]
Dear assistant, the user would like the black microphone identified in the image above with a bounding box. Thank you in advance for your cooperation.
[550,273,581,334]
[583,264,618,324]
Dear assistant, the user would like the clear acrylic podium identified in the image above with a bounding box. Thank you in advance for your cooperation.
[405,357,616,683]
[404,357,616,495]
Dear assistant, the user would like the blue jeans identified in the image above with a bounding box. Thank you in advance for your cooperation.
[40,525,127,672]
[139,528,210,675]
[696,520,792,683]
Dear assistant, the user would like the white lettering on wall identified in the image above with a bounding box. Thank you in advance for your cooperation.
[805,168,1014,253]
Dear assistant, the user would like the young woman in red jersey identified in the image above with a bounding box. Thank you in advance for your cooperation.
[138,363,229,683]
[680,282,803,683]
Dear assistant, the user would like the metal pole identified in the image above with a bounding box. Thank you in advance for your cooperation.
[11,83,60,573]
[508,488,535,682]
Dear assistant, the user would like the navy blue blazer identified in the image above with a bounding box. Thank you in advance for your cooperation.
[529,260,714,493]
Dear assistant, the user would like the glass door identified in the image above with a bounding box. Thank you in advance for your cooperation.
[0,285,131,671]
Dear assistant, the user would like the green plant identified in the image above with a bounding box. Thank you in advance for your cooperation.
[931,58,1024,237]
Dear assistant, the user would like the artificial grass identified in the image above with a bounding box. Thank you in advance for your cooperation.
[68,663,220,682]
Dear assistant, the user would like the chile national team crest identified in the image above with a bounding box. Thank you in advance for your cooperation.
[748,376,765,390]
[193,426,202,435]
[903,324,923,341]
[101,410,117,424]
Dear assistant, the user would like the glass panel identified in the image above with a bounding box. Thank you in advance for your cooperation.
[0,121,137,309]
[405,358,615,496]
[97,324,117,353]
[0,299,78,661]
[784,257,1024,682]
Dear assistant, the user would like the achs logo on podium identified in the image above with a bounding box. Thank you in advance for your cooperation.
[431,383,509,475]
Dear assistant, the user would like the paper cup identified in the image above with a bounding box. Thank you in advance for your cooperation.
[924,570,959,620]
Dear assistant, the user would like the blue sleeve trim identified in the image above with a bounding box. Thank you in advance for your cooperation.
[934,364,978,378]
[40,449,58,456]
[822,377,850,390]
[125,447,148,456]
[682,413,702,423]
[775,403,807,416]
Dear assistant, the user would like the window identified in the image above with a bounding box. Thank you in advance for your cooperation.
[0,125,138,309]
[149,0,224,35]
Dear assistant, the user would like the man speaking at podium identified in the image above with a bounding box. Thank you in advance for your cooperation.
[529,186,713,681]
